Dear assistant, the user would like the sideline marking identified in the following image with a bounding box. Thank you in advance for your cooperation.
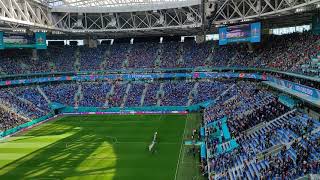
[174,114,189,180]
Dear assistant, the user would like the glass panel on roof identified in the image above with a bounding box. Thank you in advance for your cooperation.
[48,0,189,8]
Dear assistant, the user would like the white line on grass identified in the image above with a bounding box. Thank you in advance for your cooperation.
[174,114,189,180]
[62,141,177,144]
[115,141,178,144]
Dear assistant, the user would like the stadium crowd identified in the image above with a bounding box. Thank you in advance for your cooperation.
[0,80,234,130]
[0,31,319,179]
[161,81,194,106]
[0,77,318,180]
[0,32,318,77]
[126,82,144,107]
[203,82,320,179]
[0,106,29,131]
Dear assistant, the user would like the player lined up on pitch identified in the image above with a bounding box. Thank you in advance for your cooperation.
[148,132,158,153]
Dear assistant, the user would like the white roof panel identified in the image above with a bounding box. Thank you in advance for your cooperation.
[50,0,194,7]
[50,0,201,13]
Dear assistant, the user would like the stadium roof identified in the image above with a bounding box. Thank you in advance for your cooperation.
[0,0,318,38]
[49,0,200,12]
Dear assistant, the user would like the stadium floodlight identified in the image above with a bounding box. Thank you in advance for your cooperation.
[52,31,64,34]
[295,8,305,13]
[12,28,26,32]
[32,29,48,32]
[241,19,252,22]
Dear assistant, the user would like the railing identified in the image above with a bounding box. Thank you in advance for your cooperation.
[0,72,267,87]
[1,66,320,83]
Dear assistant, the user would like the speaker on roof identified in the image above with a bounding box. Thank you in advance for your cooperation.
[186,13,195,22]
[73,13,83,28]
[107,16,117,27]
[155,14,165,25]
[205,0,216,18]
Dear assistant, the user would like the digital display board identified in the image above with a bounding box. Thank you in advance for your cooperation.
[35,32,47,49]
[3,34,34,47]
[219,22,261,45]
[0,32,47,49]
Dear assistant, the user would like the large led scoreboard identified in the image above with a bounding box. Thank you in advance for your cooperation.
[0,32,46,49]
[219,22,261,45]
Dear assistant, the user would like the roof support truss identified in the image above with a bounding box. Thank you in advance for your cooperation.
[0,0,319,36]
[51,5,202,32]
[214,0,320,24]
[0,0,54,29]
[0,1,202,35]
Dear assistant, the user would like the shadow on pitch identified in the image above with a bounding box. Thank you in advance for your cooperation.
[0,118,119,180]
[0,114,184,180]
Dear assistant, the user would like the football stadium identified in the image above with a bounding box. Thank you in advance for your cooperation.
[0,0,320,179]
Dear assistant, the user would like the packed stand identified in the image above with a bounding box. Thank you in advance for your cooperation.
[209,111,320,179]
[125,82,145,107]
[0,32,318,77]
[80,82,111,107]
[0,88,46,118]
[183,41,211,67]
[0,50,31,75]
[79,46,107,71]
[10,86,50,112]
[0,107,29,131]
[161,81,194,106]
[127,43,157,69]
[159,42,180,68]
[108,82,127,107]
[204,82,273,124]
[228,98,288,136]
[143,82,160,106]
[203,82,320,179]
[192,81,232,104]
[104,44,128,70]
[39,46,77,72]
[42,83,77,106]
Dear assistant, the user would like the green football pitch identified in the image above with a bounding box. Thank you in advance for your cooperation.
[0,114,203,180]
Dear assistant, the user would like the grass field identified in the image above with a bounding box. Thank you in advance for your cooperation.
[0,114,202,180]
